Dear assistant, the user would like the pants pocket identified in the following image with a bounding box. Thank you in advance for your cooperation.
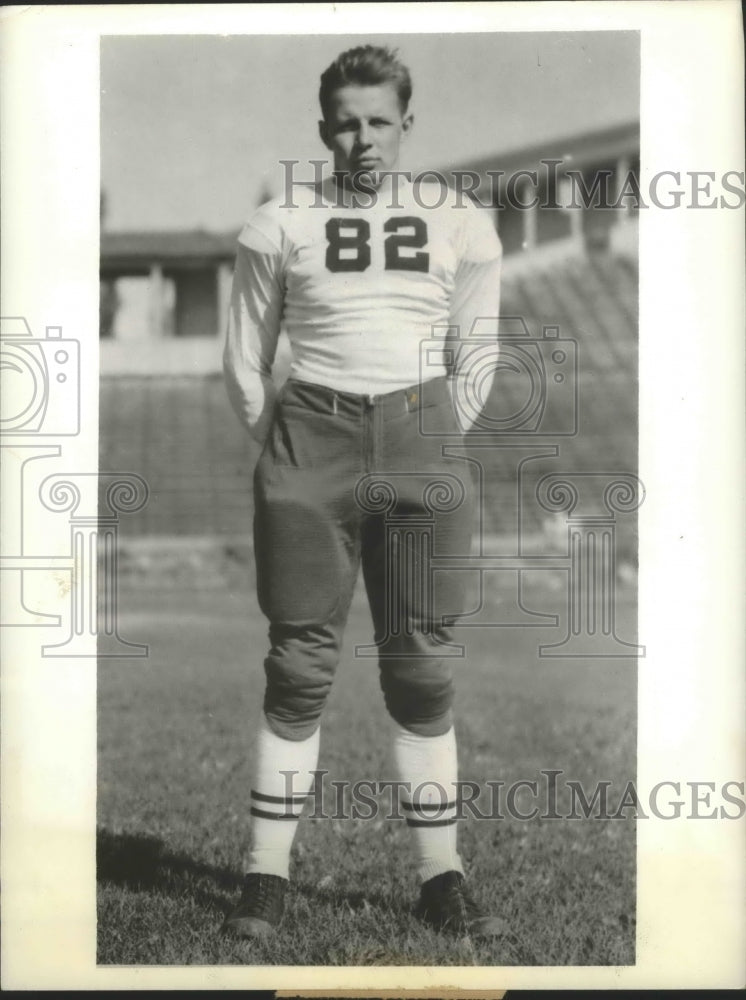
[268,406,339,470]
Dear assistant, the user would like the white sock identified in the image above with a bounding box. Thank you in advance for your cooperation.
[392,722,464,883]
[246,714,320,880]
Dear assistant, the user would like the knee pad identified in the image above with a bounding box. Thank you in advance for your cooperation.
[263,624,339,741]
[379,656,454,738]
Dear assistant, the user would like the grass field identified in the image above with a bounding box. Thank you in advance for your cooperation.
[97,574,637,967]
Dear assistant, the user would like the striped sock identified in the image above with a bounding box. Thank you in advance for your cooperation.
[246,714,320,880]
[393,723,464,883]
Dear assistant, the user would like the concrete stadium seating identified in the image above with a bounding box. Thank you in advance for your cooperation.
[99,252,637,541]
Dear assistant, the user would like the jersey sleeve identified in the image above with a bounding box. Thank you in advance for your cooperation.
[447,203,503,430]
[223,208,286,444]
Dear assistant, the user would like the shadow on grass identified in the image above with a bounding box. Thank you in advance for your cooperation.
[97,829,535,966]
[97,829,536,965]
[97,828,401,921]
[97,827,243,917]
[98,827,413,913]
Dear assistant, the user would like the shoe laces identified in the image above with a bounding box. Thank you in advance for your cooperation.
[456,882,483,921]
[242,873,284,916]
[445,874,481,919]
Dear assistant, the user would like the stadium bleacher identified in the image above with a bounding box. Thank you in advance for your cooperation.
[99,251,637,542]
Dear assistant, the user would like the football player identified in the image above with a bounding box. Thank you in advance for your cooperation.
[222,44,504,941]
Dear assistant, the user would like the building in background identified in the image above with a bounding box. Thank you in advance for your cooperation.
[100,230,236,375]
[452,121,639,265]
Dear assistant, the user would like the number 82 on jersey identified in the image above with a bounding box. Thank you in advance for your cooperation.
[325,216,430,273]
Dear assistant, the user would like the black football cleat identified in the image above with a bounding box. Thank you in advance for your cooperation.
[415,870,506,938]
[221,873,288,940]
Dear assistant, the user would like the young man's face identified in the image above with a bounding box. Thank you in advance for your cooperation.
[319,82,413,187]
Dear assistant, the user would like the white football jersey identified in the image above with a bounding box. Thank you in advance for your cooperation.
[224,174,502,442]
